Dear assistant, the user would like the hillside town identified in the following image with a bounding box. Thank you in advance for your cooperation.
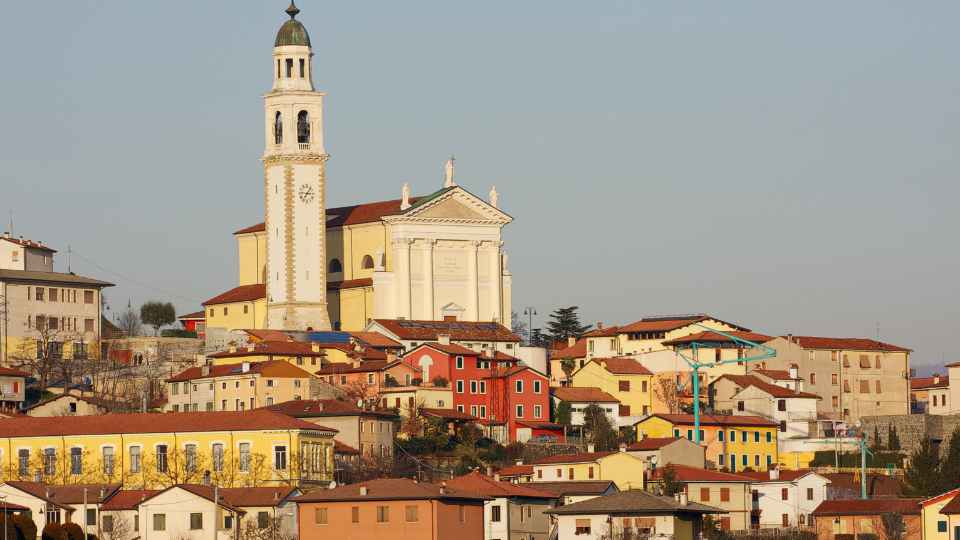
[1,4,956,540]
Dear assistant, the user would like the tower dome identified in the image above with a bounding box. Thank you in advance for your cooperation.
[275,2,311,47]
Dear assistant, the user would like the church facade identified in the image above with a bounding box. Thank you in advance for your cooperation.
[203,4,513,334]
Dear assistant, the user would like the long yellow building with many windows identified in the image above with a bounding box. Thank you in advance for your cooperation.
[0,410,335,489]
[634,413,778,472]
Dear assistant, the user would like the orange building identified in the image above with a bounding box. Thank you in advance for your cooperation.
[294,478,486,540]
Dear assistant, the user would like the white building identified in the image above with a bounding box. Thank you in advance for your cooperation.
[741,469,830,529]
[550,386,622,428]
[711,374,820,439]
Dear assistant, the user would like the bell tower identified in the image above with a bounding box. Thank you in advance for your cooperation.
[263,2,331,331]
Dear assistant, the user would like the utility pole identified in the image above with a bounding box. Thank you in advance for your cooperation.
[523,307,536,345]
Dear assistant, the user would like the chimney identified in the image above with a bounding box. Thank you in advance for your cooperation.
[769,467,780,480]
[100,487,106,498]
[678,490,688,506]
[242,362,250,373]
[443,315,457,322]
[246,345,255,352]
[587,443,595,453]
[311,343,320,353]
[619,443,627,453]
[515,460,524,466]
[386,351,397,362]
[201,365,210,377]
[567,337,576,348]
[934,375,941,385]
[359,486,368,496]
[486,465,494,477]
[2,231,8,239]
[597,322,604,330]
[440,481,447,495]
[438,334,451,346]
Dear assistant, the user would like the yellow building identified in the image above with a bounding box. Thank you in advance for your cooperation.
[570,357,654,418]
[922,489,960,540]
[0,410,335,489]
[634,413,778,472]
[649,464,752,531]
[206,340,385,372]
[165,360,321,412]
[529,450,645,490]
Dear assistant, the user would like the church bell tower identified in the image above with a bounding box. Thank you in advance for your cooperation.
[263,2,331,331]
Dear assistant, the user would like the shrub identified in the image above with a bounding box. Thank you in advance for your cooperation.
[431,376,449,388]
[12,514,37,540]
[41,523,68,540]
[63,522,84,540]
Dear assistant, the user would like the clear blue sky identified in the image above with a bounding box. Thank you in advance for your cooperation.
[2,2,957,371]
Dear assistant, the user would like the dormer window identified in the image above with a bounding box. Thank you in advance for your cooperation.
[274,112,283,145]
[297,111,310,144]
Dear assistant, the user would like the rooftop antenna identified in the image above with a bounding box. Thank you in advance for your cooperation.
[67,245,72,273]
[875,322,880,341]
[7,210,12,236]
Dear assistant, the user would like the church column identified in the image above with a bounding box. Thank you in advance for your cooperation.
[467,240,479,321]
[488,241,502,323]
[423,239,436,320]
[399,238,413,320]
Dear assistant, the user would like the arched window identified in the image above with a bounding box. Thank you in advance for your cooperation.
[328,259,343,273]
[361,255,375,269]
[274,112,282,145]
[297,111,310,144]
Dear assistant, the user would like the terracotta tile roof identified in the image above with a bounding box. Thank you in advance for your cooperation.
[218,486,299,508]
[0,409,336,437]
[524,480,617,497]
[821,473,902,497]
[334,440,360,455]
[202,283,265,306]
[481,365,546,381]
[737,470,820,482]
[532,451,619,465]
[552,338,587,360]
[716,374,821,400]
[234,223,266,235]
[243,329,294,342]
[940,494,960,514]
[101,490,161,511]
[6,482,121,505]
[663,331,773,347]
[626,437,683,451]
[234,195,432,237]
[0,236,57,253]
[584,326,620,338]
[293,478,487,503]
[552,387,619,403]
[413,342,480,356]
[421,408,477,421]
[177,311,205,321]
[314,360,402,375]
[266,399,398,419]
[642,413,778,427]
[208,340,350,359]
[0,269,113,287]
[373,319,520,342]
[496,464,533,477]
[23,392,135,414]
[921,488,960,507]
[167,360,314,382]
[588,357,652,375]
[447,471,556,499]
[619,315,750,334]
[545,489,724,516]
[650,464,752,483]
[515,421,564,431]
[350,332,403,349]
[0,366,30,378]
[911,376,949,390]
[813,498,921,516]
[786,336,911,353]
[328,278,373,290]
[751,369,794,381]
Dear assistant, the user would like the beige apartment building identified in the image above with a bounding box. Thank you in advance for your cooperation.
[755,336,911,422]
[0,233,112,365]
[268,399,399,459]
[165,360,319,412]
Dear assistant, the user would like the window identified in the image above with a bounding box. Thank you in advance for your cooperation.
[781,487,789,500]
[86,509,96,526]
[832,396,839,407]
[568,468,574,480]
[700,487,710,501]
[274,445,287,470]
[779,421,787,432]
[70,447,82,475]
[832,373,839,385]
[84,318,95,332]
[782,514,790,527]
[938,521,948,533]
[755,455,760,467]
[153,514,166,531]
[470,380,477,394]
[810,373,816,385]
[456,356,464,369]
[730,454,736,471]
[102,515,114,533]
[470,405,478,417]
[36,288,44,301]
[491,505,501,522]
[156,445,168,472]
[190,513,203,530]
[718,431,725,442]
[718,454,725,466]
[741,431,748,442]
[806,487,814,500]
[103,447,115,476]
[720,488,730,502]
[876,380,882,393]
[575,519,591,535]
[741,455,747,467]
[257,511,269,529]
[84,290,94,304]
[534,380,542,393]
[516,404,524,418]
[619,380,630,392]
[351,506,360,523]
[456,380,464,393]
[859,354,871,368]
[360,254,374,269]
[405,505,418,522]
[737,401,744,411]
[297,110,311,144]
[274,111,282,144]
[515,380,523,393]
[754,431,760,442]
[619,404,631,416]
[534,405,542,418]
[479,381,487,394]
[17,449,29,478]
[315,508,328,525]
[224,515,234,529]
[860,380,870,394]
[376,506,389,523]
[49,288,58,302]
[130,446,141,473]
[687,430,693,440]
[298,58,305,77]
[46,507,60,525]
[212,443,224,472]
[777,400,786,411]
[185,444,197,472]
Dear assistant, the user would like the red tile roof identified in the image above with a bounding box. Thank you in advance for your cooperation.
[413,342,480,356]
[167,360,313,382]
[552,338,587,360]
[552,387,619,403]
[234,195,431,237]
[0,409,336,437]
[663,331,773,347]
[626,437,684,451]
[447,471,556,499]
[328,278,373,290]
[334,440,360,455]
[314,360,404,375]
[101,490,161,511]
[243,329,294,342]
[584,326,620,338]
[141,485,296,511]
[421,408,478,421]
[715,374,821,400]
[293,478,487,503]
[643,413,778,427]
[588,357,652,375]
[0,366,30,378]
[5,482,121,505]
[911,376,949,390]
[939,495,960,515]
[619,315,750,334]
[208,340,352,359]
[651,464,752,483]
[177,311,205,321]
[531,451,619,465]
[750,369,794,381]
[515,421,564,431]
[266,399,398,419]
[0,236,56,253]
[737,470,820,482]
[524,481,616,497]
[785,336,911,353]
[813,498,921,516]
[350,332,403,349]
[202,283,265,306]
[373,319,520,342]
[496,464,533,477]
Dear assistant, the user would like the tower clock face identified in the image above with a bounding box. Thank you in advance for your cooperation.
[298,184,315,203]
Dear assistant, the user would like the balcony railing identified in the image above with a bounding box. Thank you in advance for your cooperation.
[298,142,310,150]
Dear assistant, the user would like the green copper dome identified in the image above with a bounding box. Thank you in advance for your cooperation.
[275,2,311,47]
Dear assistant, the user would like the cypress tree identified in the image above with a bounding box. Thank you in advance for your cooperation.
[902,438,942,497]
[888,425,901,451]
[939,427,960,492]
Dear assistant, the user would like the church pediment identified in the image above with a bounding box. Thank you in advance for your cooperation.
[384,187,512,225]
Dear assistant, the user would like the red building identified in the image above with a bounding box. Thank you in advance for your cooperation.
[402,340,559,443]
[177,311,206,338]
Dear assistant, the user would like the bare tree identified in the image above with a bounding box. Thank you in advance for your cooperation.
[10,317,82,389]
[100,512,134,540]
[239,515,295,540]
[117,309,142,337]
[654,374,682,414]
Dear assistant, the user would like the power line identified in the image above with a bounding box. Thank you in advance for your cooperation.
[68,249,203,305]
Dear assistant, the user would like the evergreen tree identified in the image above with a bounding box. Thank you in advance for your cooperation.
[582,403,618,451]
[873,425,882,450]
[555,401,572,427]
[939,427,960,492]
[545,306,592,343]
[901,438,941,497]
[888,425,901,451]
[140,301,176,336]
[660,465,684,496]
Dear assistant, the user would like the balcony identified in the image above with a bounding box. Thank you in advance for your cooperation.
[298,142,310,150]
